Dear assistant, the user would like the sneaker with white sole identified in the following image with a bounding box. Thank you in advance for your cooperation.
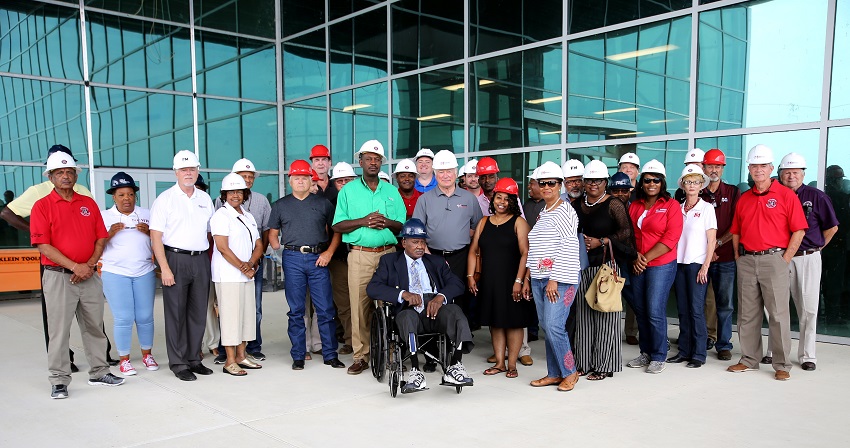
[443,362,473,386]
[627,353,651,368]
[51,384,68,399]
[646,361,666,374]
[88,373,125,387]
[119,359,137,376]
[402,368,428,393]
[142,354,159,371]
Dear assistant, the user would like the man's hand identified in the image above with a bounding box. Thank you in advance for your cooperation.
[426,297,443,319]
[401,291,422,307]
[363,211,388,230]
[161,268,175,287]
[316,250,332,267]
[71,263,94,281]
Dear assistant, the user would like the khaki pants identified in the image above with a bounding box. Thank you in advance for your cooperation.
[329,259,351,346]
[43,270,110,386]
[704,281,717,341]
[348,247,395,362]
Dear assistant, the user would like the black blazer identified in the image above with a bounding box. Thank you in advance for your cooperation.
[367,252,465,316]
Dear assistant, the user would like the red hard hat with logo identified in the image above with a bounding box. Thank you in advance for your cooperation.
[476,157,500,175]
[493,177,518,196]
[309,144,331,159]
[703,148,726,166]
[289,159,312,176]
[310,169,320,181]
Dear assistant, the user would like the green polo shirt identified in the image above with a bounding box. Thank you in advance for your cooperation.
[333,176,406,247]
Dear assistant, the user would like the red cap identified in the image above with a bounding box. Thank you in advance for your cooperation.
[289,159,312,176]
[476,157,499,175]
[493,178,518,195]
[703,148,726,166]
[309,144,330,159]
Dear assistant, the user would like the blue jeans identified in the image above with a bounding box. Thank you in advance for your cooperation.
[102,270,157,356]
[674,263,708,362]
[282,251,338,361]
[628,260,677,362]
[531,278,577,378]
[246,258,264,353]
[708,261,735,351]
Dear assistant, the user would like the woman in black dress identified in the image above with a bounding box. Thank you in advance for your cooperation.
[467,178,532,378]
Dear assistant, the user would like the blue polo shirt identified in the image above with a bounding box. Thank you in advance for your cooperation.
[794,184,839,250]
[414,175,437,193]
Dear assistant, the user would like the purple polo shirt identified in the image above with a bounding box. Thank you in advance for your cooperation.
[794,184,839,250]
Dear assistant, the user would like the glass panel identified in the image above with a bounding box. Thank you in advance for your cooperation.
[831,0,850,119]
[197,98,277,170]
[391,0,463,74]
[492,150,560,201]
[329,0,383,20]
[284,97,328,164]
[283,30,326,100]
[567,140,688,194]
[567,17,691,142]
[281,1,324,37]
[331,82,389,164]
[568,0,691,34]
[470,0,562,56]
[86,0,191,23]
[0,2,83,80]
[823,127,850,336]
[203,171,280,202]
[196,31,276,101]
[86,13,193,92]
[471,45,563,152]
[697,0,828,131]
[90,87,194,169]
[392,66,464,158]
[0,78,88,164]
[329,8,387,89]
[194,0,276,39]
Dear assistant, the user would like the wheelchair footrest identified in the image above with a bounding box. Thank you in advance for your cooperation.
[439,380,473,387]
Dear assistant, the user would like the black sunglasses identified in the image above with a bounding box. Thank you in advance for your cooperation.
[538,180,562,188]
[643,177,662,184]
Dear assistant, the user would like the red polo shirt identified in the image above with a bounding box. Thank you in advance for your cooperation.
[629,196,683,267]
[730,179,808,251]
[30,189,109,267]
[399,188,422,220]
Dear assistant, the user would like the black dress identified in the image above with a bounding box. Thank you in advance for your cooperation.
[477,215,536,328]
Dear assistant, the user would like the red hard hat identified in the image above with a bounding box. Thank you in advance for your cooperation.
[310,169,320,181]
[289,159,312,176]
[493,177,518,196]
[476,157,499,175]
[703,148,726,166]
[309,144,330,159]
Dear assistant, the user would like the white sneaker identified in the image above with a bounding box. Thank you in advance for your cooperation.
[119,359,137,376]
[443,362,473,385]
[402,368,428,393]
[142,354,159,371]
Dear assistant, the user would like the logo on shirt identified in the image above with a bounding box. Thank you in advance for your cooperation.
[656,208,667,213]
[721,197,728,203]
[766,199,777,209]
[80,206,90,217]
[456,204,468,208]
[694,212,701,218]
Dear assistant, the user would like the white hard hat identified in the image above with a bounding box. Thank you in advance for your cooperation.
[619,152,641,168]
[414,148,435,160]
[393,158,417,175]
[356,139,385,160]
[779,152,807,170]
[528,167,540,180]
[231,158,256,173]
[641,159,666,177]
[173,150,200,170]
[746,144,774,165]
[562,159,585,178]
[463,159,478,175]
[583,160,610,180]
[458,164,466,176]
[432,150,458,169]
[378,171,391,181]
[684,148,705,164]
[678,165,709,190]
[330,162,357,180]
[537,161,564,180]
[43,151,81,177]
[221,172,247,191]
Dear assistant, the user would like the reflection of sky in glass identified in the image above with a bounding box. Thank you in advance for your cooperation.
[832,1,850,119]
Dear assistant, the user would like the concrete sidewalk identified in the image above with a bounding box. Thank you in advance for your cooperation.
[1,290,847,447]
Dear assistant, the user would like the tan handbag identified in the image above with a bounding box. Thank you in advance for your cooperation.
[584,239,625,313]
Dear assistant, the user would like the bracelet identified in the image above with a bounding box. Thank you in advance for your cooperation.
[71,263,77,271]
[466,274,474,278]
[514,278,522,284]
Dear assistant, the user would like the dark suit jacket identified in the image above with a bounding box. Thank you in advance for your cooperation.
[367,252,465,316]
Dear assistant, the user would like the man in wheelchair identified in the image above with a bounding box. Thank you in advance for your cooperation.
[367,218,474,393]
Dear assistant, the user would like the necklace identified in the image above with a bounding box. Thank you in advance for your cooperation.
[584,193,606,207]
[543,200,562,213]
[490,215,511,226]
[684,200,699,213]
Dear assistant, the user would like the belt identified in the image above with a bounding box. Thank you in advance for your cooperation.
[44,265,74,274]
[163,245,206,256]
[283,244,327,254]
[794,248,821,257]
[349,245,394,253]
[429,245,469,256]
[742,247,784,256]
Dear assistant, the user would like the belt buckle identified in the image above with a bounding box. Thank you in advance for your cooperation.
[299,246,312,254]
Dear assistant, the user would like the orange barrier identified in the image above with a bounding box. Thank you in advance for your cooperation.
[0,248,41,292]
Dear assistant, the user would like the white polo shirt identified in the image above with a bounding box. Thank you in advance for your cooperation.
[677,199,718,264]
[150,184,213,251]
[101,206,156,277]
[210,203,260,283]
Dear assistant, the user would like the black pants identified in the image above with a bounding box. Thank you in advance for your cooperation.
[439,247,477,325]
[395,304,473,355]
[162,251,210,373]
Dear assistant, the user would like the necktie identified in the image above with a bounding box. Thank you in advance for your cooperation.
[409,260,424,313]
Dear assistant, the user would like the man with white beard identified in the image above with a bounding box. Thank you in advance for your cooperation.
[560,159,585,202]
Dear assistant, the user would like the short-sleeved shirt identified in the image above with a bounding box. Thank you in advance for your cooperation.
[215,191,272,232]
[414,175,437,193]
[210,203,260,282]
[333,177,406,247]
[629,196,684,267]
[6,181,92,217]
[730,180,808,252]
[150,184,214,251]
[523,198,546,228]
[101,206,156,277]
[526,202,581,284]
[30,190,108,267]
[268,193,335,246]
[677,199,717,264]
[793,184,839,250]
[412,186,483,251]
[700,181,740,262]
[400,189,422,219]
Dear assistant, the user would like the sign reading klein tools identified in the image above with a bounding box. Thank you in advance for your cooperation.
[0,249,42,293]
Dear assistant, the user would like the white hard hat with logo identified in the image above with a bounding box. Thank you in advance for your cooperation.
[43,151,81,177]
[463,159,478,175]
[221,172,247,191]
[537,161,564,180]
[355,139,385,160]
[584,160,610,179]
[432,150,459,169]
[458,164,466,176]
[393,158,417,175]
[378,171,391,181]
[684,148,705,164]
[746,144,774,165]
[415,148,435,160]
[528,167,541,180]
[173,150,200,170]
[641,159,667,177]
[678,165,709,190]
[232,158,257,173]
[562,159,585,178]
[330,162,357,180]
[619,152,641,168]
[778,152,807,170]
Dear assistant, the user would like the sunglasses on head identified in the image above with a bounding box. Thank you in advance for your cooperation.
[643,177,662,184]
[538,180,562,188]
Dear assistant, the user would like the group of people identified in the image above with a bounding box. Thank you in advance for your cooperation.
[8,138,838,399]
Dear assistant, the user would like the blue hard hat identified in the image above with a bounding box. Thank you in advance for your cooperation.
[609,172,631,189]
[106,171,139,194]
[398,218,429,239]
[46,144,77,163]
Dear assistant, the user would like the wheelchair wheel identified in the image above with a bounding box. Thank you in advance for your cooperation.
[439,334,452,373]
[370,307,387,382]
[456,386,462,394]
[388,342,403,397]
[389,370,400,397]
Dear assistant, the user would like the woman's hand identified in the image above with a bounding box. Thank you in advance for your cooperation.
[136,222,150,236]
[545,280,559,303]
[467,277,478,295]
[633,253,648,275]
[108,222,124,238]
[512,282,522,302]
[697,265,709,284]
[521,280,530,300]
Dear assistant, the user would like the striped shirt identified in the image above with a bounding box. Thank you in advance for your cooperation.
[526,201,581,284]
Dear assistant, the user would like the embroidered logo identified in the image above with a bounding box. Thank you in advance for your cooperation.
[537,257,554,273]
[694,212,701,218]
[721,197,728,202]
[766,199,777,209]
[80,206,90,217]
[61,160,68,165]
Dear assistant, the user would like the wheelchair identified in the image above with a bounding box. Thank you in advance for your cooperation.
[369,302,466,397]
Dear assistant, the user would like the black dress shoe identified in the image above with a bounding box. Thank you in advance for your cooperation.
[107,357,120,367]
[423,360,438,373]
[292,360,305,370]
[706,338,716,351]
[686,360,704,368]
[189,364,214,375]
[760,356,773,365]
[801,362,816,371]
[175,370,197,381]
[324,358,345,368]
[666,354,689,363]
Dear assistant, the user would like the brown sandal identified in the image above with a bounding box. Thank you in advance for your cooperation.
[484,366,507,375]
[506,369,518,379]
[223,363,246,376]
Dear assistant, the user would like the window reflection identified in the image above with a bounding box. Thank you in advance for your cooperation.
[470,0,562,56]
[281,1,325,37]
[86,0,190,23]
[568,0,691,34]
[329,0,383,21]
[492,150,559,201]
[329,8,387,89]
[831,1,850,119]
[824,127,850,335]
[194,0,275,39]
[392,67,464,158]
[196,31,276,101]
[197,98,277,170]
[284,97,328,164]
[331,83,389,163]
[392,0,463,74]
[0,2,83,80]
[283,30,326,100]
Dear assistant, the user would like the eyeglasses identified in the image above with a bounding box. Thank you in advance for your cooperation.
[564,179,583,186]
[682,180,703,186]
[537,180,562,188]
[642,177,662,184]
[583,179,606,186]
